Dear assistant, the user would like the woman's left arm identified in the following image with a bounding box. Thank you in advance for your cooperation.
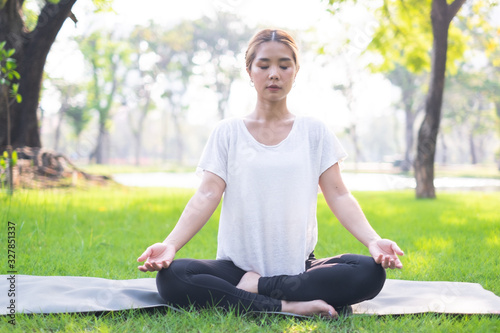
[319,163,404,269]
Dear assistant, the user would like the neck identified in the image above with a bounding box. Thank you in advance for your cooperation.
[250,98,292,121]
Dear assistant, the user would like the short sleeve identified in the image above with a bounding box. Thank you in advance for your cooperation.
[196,121,229,184]
[319,124,348,175]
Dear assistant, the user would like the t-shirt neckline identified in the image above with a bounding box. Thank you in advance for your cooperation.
[240,115,300,148]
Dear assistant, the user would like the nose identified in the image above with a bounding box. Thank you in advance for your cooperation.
[269,66,279,80]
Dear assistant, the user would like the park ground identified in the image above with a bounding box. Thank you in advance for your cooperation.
[0,168,499,332]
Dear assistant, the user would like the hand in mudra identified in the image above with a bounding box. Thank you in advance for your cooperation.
[137,243,176,272]
[369,239,404,269]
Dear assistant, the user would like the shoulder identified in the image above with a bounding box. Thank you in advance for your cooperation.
[210,117,241,135]
[296,115,331,134]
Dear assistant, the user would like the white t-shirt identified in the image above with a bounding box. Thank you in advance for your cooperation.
[197,115,347,277]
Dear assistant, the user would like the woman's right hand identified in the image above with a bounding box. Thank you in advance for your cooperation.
[137,243,176,272]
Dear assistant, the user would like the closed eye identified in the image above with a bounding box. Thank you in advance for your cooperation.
[259,66,269,69]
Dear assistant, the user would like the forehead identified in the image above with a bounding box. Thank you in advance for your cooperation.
[254,41,295,61]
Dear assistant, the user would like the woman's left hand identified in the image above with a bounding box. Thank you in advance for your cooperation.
[368,239,404,269]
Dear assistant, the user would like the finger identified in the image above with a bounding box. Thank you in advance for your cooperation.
[151,261,164,271]
[383,256,391,269]
[374,254,383,264]
[138,265,147,272]
[137,248,152,262]
[144,262,157,272]
[391,242,404,256]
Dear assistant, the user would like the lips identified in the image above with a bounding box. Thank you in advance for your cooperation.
[267,85,281,90]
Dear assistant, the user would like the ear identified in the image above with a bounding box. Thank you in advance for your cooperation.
[246,67,252,80]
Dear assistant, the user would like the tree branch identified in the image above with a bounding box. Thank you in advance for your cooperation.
[447,0,467,23]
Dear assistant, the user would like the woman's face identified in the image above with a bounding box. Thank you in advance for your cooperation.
[247,41,298,102]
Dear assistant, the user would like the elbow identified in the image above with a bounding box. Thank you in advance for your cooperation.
[198,188,222,203]
[197,184,224,204]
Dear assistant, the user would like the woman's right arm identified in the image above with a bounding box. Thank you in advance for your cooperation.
[137,171,226,272]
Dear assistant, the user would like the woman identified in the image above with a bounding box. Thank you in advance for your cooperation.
[137,29,404,318]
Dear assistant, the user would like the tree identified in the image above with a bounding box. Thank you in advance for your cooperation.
[442,69,496,164]
[0,0,77,150]
[161,26,196,164]
[126,21,196,164]
[385,65,426,172]
[126,25,158,166]
[327,0,479,198]
[54,83,91,157]
[414,0,467,198]
[192,12,252,120]
[50,81,85,152]
[333,68,365,168]
[0,0,112,152]
[65,104,90,157]
[78,30,130,164]
[459,3,500,169]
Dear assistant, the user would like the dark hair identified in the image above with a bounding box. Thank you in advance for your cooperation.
[245,29,300,72]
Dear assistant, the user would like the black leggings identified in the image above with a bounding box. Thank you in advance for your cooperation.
[156,254,385,313]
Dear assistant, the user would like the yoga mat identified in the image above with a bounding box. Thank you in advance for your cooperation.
[1,275,499,316]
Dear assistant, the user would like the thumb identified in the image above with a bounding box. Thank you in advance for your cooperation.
[137,247,152,262]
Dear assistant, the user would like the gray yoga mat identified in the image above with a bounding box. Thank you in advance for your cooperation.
[1,275,499,316]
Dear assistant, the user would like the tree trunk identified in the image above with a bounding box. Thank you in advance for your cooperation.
[133,91,151,166]
[415,0,465,198]
[0,0,23,151]
[0,0,78,150]
[439,132,447,165]
[171,110,184,164]
[469,131,477,165]
[54,103,67,152]
[92,122,109,164]
[495,101,500,171]
[349,124,363,169]
[402,105,416,172]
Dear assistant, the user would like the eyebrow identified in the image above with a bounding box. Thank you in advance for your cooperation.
[256,57,293,62]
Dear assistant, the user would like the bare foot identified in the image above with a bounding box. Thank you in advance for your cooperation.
[281,299,337,318]
[236,271,261,293]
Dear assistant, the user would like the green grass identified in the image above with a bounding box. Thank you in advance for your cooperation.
[1,186,499,332]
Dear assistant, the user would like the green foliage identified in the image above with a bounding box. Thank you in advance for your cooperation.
[0,41,22,103]
[0,187,498,331]
[326,0,495,76]
[367,0,468,74]
[368,0,433,73]
[77,31,131,127]
[66,105,91,137]
[0,150,17,168]
[21,1,39,31]
[92,0,115,13]
[0,150,16,188]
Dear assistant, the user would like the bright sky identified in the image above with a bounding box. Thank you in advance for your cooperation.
[43,0,399,133]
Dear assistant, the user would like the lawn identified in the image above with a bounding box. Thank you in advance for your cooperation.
[1,185,499,332]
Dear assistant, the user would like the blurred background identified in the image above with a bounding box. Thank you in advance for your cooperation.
[2,0,500,191]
